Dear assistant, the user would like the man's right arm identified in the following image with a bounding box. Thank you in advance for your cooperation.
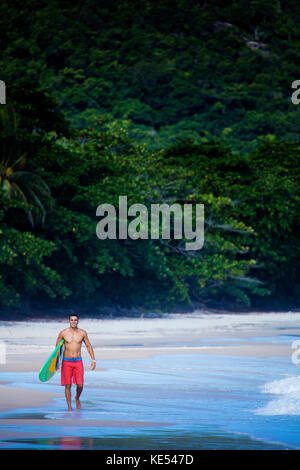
[56,330,64,347]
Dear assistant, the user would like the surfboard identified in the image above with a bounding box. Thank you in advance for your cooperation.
[39,339,65,382]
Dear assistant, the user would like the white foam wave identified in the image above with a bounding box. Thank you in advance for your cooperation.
[256,376,300,415]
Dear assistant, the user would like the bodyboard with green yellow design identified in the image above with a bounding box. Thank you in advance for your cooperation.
[39,340,65,382]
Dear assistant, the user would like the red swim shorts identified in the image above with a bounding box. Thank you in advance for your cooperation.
[61,358,84,386]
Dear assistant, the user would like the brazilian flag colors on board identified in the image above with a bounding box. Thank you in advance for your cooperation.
[39,340,65,382]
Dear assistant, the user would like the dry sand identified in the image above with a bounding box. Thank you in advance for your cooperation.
[0,384,62,411]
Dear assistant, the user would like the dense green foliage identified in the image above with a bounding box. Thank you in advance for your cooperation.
[0,0,299,155]
[0,1,299,315]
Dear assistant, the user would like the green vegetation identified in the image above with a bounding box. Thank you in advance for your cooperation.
[1,0,300,155]
[0,1,299,316]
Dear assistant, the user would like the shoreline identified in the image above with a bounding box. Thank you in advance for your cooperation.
[0,312,300,450]
[0,311,299,414]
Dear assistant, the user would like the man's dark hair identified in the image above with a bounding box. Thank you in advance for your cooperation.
[69,313,79,320]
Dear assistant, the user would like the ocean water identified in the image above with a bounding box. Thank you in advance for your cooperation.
[1,313,300,450]
[1,346,300,449]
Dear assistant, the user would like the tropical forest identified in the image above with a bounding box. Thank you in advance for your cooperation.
[0,0,299,317]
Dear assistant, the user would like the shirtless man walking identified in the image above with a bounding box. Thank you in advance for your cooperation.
[56,314,96,411]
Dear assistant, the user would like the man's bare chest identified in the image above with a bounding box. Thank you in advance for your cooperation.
[64,331,84,345]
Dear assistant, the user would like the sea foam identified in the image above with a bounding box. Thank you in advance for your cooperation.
[256,376,300,415]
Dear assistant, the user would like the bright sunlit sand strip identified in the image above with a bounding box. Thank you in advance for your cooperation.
[0,384,62,412]
[92,343,292,359]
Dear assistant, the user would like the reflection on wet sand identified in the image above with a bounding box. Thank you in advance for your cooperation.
[1,431,287,450]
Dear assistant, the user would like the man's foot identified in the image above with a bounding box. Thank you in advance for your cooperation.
[67,406,73,411]
[75,397,81,410]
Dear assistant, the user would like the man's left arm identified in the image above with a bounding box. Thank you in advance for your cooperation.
[83,331,96,370]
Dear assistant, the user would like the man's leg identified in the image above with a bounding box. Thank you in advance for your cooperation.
[75,385,83,410]
[74,360,84,410]
[65,384,72,411]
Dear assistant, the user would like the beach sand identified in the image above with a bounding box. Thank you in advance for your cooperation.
[0,343,291,411]
[0,384,62,412]
[0,311,300,449]
[0,311,298,412]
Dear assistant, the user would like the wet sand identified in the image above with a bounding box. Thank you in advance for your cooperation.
[0,311,299,412]
[0,343,293,412]
[0,311,299,449]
